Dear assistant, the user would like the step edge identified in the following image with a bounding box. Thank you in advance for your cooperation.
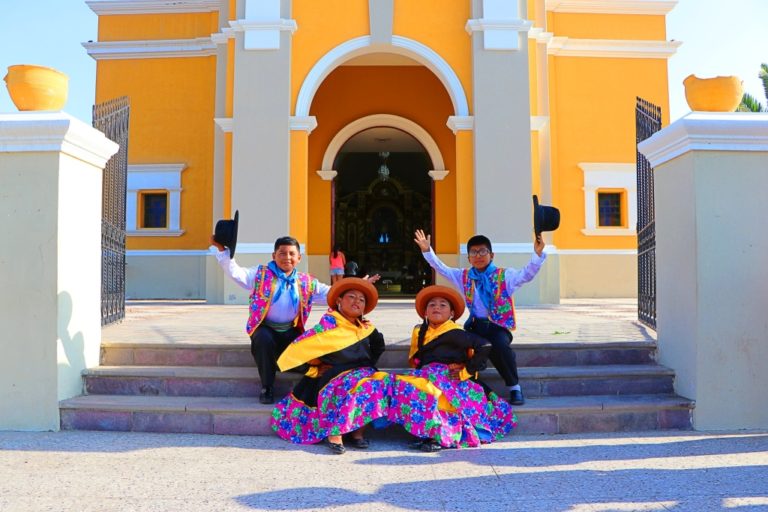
[60,394,694,414]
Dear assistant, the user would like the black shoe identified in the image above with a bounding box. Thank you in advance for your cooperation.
[259,386,274,404]
[408,439,426,450]
[419,439,442,452]
[509,389,525,406]
[348,437,370,449]
[327,440,346,454]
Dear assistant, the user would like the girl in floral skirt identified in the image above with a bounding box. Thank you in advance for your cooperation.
[271,278,391,454]
[389,285,516,451]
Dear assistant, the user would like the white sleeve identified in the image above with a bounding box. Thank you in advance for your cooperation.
[421,248,465,291]
[505,252,547,293]
[212,247,258,291]
[312,279,331,302]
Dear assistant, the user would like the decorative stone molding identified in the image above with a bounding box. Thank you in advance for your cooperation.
[289,116,318,133]
[211,29,235,45]
[321,114,445,172]
[127,230,185,237]
[580,228,636,236]
[214,118,233,133]
[126,163,187,236]
[465,19,533,51]
[315,170,338,181]
[83,38,217,60]
[548,37,681,59]
[390,36,469,116]
[638,112,768,168]
[545,0,677,15]
[557,249,637,255]
[128,250,210,256]
[295,35,469,117]
[578,162,637,237]
[531,116,549,131]
[466,0,531,50]
[446,116,474,134]
[230,0,296,50]
[0,112,118,168]
[528,28,554,44]
[427,170,450,181]
[236,243,301,254]
[463,243,548,254]
[86,0,220,15]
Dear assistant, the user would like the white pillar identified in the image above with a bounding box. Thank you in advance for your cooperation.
[0,112,118,431]
[639,112,768,430]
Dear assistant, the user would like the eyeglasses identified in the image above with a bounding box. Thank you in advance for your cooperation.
[468,248,490,257]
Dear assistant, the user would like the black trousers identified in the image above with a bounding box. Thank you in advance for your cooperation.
[465,318,519,386]
[249,324,301,388]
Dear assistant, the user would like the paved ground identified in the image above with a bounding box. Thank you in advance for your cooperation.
[1,429,767,511]
[104,299,656,346]
[4,301,766,510]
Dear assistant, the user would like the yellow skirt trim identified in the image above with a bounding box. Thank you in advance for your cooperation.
[396,374,457,413]
[350,371,390,393]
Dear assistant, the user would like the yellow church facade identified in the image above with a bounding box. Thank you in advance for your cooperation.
[84,0,678,303]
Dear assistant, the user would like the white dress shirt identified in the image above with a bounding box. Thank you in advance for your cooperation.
[421,248,546,318]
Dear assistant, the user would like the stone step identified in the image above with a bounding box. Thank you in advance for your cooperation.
[59,393,694,435]
[100,341,657,368]
[82,364,674,399]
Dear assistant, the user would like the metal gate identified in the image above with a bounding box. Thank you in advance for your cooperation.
[93,97,130,326]
[635,97,661,330]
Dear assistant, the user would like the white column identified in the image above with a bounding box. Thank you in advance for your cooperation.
[0,112,118,431]
[639,112,768,430]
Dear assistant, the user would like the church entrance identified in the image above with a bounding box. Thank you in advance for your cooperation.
[332,127,433,296]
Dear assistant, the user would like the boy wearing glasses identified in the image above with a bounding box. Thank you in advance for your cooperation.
[414,229,546,405]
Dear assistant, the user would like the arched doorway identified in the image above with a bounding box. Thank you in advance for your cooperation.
[333,127,433,295]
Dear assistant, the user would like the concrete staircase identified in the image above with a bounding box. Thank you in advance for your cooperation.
[60,339,694,435]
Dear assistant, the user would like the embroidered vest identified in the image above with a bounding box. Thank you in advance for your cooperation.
[246,265,316,335]
[461,267,517,330]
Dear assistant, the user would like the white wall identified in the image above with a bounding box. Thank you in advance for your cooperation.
[640,112,768,430]
[0,113,117,430]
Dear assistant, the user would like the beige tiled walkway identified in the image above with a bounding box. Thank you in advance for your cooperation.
[104,299,655,347]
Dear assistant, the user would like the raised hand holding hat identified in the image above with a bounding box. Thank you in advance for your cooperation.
[532,195,560,236]
[213,210,239,257]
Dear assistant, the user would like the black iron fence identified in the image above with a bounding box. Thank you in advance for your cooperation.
[635,97,661,330]
[93,97,130,326]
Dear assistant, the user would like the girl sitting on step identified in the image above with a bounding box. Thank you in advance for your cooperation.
[388,285,516,451]
[270,278,391,454]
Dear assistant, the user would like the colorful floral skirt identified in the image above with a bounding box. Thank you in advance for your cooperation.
[271,367,392,444]
[388,363,516,448]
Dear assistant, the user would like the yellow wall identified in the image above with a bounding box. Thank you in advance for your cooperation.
[93,4,674,261]
[393,0,473,108]
[290,0,370,114]
[96,57,217,250]
[306,66,456,256]
[550,13,666,40]
[291,0,473,115]
[96,12,218,250]
[98,12,218,41]
[546,12,671,250]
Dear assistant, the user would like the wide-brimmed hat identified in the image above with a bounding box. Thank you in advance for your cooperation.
[415,285,465,319]
[533,195,560,236]
[327,277,379,315]
[214,210,239,257]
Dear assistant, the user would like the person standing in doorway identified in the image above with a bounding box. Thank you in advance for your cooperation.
[329,244,346,285]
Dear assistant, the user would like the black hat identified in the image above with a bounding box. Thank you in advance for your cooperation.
[214,210,239,258]
[533,195,560,236]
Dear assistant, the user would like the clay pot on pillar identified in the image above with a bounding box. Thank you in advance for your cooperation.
[683,74,743,112]
[3,64,69,111]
